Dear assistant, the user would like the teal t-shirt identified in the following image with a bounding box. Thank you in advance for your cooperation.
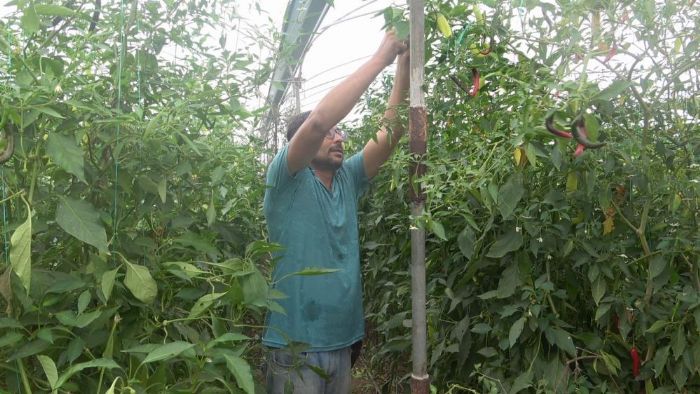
[262,145,369,351]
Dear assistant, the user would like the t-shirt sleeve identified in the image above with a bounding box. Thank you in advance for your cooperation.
[344,150,370,198]
[266,145,298,192]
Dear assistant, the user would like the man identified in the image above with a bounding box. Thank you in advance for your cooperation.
[263,31,409,393]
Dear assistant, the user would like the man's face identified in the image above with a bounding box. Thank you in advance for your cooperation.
[311,126,346,171]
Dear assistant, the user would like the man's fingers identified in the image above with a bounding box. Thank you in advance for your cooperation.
[377,30,409,65]
[398,41,409,55]
[388,33,408,56]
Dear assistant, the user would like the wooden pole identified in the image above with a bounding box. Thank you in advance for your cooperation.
[408,1,429,393]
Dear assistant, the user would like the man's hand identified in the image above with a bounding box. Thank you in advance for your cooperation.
[395,50,409,84]
[286,32,406,175]
[373,31,408,67]
[362,45,410,179]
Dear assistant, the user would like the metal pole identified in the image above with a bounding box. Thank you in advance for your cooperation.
[272,111,279,156]
[409,1,429,393]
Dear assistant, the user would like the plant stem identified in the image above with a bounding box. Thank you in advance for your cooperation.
[683,255,700,291]
[612,199,654,305]
[27,161,37,205]
[0,189,24,205]
[545,259,559,318]
[565,355,599,365]
[18,359,33,394]
[611,200,636,232]
[638,201,655,305]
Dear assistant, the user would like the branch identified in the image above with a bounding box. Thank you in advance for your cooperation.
[0,190,24,205]
[565,355,599,366]
[611,200,638,234]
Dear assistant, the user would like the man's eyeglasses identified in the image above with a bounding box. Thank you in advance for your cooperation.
[325,127,347,141]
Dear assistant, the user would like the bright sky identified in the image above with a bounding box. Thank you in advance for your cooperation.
[239,0,400,114]
[294,1,398,112]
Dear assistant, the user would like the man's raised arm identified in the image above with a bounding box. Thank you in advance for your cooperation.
[362,50,410,179]
[286,32,407,175]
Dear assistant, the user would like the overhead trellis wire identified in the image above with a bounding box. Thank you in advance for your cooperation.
[273,54,372,86]
[303,73,352,94]
[259,0,330,139]
[313,6,388,38]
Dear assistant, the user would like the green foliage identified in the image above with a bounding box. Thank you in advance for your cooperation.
[9,198,31,293]
[0,0,275,392]
[358,0,700,392]
[2,0,699,392]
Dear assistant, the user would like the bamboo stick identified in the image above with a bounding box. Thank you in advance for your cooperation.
[408,1,429,392]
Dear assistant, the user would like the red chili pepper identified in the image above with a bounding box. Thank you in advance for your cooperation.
[544,115,587,157]
[450,70,480,99]
[572,117,606,149]
[545,115,573,139]
[470,68,480,97]
[630,347,640,377]
[573,144,585,157]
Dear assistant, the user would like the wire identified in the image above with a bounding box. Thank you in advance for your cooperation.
[301,3,394,67]
[304,54,372,81]
[299,88,333,107]
[299,58,399,105]
[315,7,388,37]
[302,73,352,93]
[272,55,370,84]
[296,1,401,93]
[326,0,382,26]
[263,1,395,131]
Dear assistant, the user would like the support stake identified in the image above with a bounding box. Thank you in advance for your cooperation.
[409,0,429,393]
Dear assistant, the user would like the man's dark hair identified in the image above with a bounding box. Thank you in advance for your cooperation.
[286,110,312,142]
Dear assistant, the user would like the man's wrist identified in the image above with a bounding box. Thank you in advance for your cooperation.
[369,51,396,69]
